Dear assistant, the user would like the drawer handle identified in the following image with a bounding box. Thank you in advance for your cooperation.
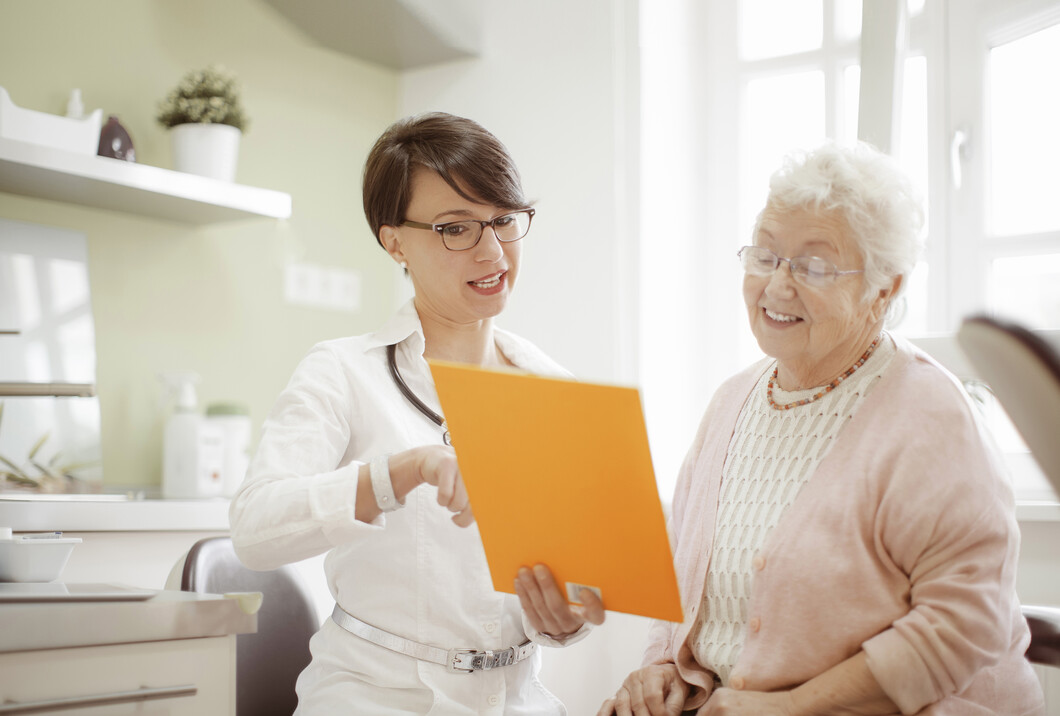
[0,684,197,714]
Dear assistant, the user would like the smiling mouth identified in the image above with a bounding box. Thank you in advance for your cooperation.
[764,308,800,323]
[470,272,505,289]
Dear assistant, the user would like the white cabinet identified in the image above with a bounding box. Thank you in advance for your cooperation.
[0,592,255,715]
[0,636,235,714]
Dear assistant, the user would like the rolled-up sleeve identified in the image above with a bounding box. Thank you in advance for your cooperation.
[229,346,384,570]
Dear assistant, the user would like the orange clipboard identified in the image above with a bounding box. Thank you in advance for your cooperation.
[428,360,684,623]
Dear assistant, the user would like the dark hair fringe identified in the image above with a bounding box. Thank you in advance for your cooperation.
[362,112,528,247]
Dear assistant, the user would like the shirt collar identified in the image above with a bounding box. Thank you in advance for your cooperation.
[364,299,546,374]
[493,329,535,371]
[364,299,425,356]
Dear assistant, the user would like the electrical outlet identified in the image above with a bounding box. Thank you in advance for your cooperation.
[328,268,361,312]
[284,262,360,313]
[283,263,315,306]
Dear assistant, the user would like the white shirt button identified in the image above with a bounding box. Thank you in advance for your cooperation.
[488,694,500,706]
[484,622,496,633]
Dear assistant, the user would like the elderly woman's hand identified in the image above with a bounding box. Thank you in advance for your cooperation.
[697,687,796,715]
[514,564,605,639]
[596,663,689,716]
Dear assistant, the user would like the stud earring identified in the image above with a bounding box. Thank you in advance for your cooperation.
[399,261,408,269]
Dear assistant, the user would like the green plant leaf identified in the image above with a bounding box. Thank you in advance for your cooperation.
[27,432,50,460]
[0,452,26,475]
[1,471,39,488]
[156,65,248,131]
[29,459,63,481]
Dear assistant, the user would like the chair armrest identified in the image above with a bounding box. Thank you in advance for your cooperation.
[1023,604,1060,668]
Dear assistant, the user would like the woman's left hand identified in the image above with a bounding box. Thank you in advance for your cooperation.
[697,688,797,715]
[515,564,605,639]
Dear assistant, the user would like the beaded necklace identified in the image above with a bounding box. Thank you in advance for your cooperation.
[767,335,882,411]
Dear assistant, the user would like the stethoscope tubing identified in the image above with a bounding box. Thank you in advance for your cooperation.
[386,343,451,445]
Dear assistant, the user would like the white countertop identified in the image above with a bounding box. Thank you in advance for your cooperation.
[0,495,231,532]
[0,493,1056,533]
[0,590,256,653]
[1015,501,1060,523]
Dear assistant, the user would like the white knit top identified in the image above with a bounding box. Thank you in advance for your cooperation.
[689,333,897,685]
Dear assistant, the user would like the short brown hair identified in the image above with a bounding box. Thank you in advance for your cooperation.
[362,112,529,247]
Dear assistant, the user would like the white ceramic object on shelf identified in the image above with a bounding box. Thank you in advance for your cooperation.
[0,531,82,582]
[170,122,241,182]
[0,86,102,155]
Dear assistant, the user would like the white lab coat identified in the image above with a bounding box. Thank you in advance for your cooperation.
[229,300,585,715]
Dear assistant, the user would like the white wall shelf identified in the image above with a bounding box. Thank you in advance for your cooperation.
[262,0,482,70]
[0,137,292,225]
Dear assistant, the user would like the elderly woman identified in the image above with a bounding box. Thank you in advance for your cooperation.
[230,112,602,715]
[599,142,1044,716]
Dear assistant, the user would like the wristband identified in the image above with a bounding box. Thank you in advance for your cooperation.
[370,454,402,512]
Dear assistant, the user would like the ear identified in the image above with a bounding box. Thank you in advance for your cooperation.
[379,225,406,266]
[871,274,903,322]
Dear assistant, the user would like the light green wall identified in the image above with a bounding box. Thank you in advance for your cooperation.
[0,0,400,488]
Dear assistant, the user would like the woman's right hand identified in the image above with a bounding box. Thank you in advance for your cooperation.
[388,445,474,526]
[596,664,690,716]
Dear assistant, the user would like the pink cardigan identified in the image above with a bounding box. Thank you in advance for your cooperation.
[644,337,1044,715]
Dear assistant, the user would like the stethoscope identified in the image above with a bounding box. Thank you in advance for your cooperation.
[386,344,451,445]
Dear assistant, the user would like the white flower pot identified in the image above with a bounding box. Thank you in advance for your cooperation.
[170,123,241,182]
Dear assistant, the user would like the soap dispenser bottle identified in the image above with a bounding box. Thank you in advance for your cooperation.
[160,373,224,499]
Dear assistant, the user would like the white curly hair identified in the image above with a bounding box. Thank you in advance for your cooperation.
[755,140,926,324]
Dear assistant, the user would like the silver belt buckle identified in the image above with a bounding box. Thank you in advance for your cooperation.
[447,648,477,673]
[448,648,513,673]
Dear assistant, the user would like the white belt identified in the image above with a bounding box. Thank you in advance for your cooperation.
[331,605,536,674]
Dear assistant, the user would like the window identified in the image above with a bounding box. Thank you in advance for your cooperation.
[640,0,1060,501]
[950,2,1060,329]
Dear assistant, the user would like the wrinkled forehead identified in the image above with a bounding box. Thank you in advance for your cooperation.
[756,204,860,259]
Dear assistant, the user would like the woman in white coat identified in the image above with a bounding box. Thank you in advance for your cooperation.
[229,112,604,715]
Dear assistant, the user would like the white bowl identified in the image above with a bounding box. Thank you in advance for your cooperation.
[0,536,81,582]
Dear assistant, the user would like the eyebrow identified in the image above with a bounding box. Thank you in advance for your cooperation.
[756,229,839,255]
[432,208,521,224]
[430,209,478,223]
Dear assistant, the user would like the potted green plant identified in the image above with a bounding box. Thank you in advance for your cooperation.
[156,65,249,182]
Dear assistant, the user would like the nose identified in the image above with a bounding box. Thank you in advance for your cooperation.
[473,224,504,262]
[763,258,797,297]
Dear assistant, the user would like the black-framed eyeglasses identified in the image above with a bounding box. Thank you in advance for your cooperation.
[737,245,864,288]
[401,208,536,251]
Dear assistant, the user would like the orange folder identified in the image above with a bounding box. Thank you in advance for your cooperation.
[429,360,684,623]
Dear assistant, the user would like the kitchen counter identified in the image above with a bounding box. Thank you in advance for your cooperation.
[0,494,231,532]
[0,589,256,653]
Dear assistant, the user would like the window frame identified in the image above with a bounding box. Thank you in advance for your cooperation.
[945,0,1060,330]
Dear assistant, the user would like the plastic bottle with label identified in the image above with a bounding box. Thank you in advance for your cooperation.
[159,373,224,499]
[206,402,252,497]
